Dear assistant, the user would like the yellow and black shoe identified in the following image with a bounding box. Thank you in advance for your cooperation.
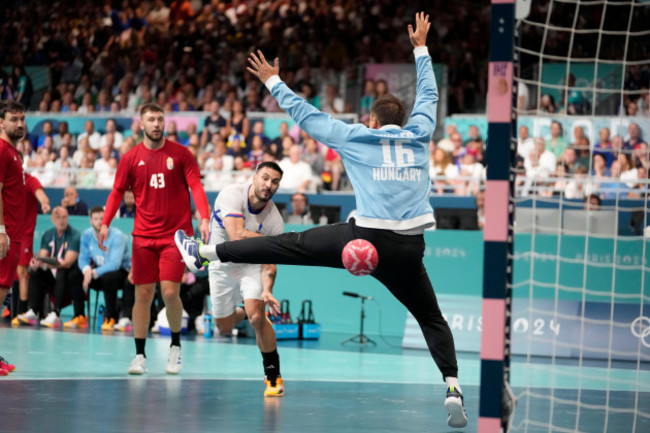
[264,376,285,397]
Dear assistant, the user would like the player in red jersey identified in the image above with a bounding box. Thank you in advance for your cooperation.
[11,171,51,324]
[99,103,210,375]
[0,101,27,376]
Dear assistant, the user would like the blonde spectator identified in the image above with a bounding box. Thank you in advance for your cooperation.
[436,124,457,153]
[430,148,460,194]
[77,154,97,188]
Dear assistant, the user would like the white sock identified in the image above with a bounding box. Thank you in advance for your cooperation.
[445,376,462,393]
[199,245,219,261]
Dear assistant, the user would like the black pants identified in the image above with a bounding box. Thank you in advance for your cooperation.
[28,267,84,317]
[120,279,135,320]
[89,269,129,321]
[216,219,458,380]
[181,275,209,327]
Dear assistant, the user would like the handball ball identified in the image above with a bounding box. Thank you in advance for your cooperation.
[342,239,378,276]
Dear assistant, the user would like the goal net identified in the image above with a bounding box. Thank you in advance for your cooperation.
[508,1,650,432]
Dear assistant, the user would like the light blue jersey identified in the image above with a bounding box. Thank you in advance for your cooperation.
[266,47,437,231]
[79,227,131,277]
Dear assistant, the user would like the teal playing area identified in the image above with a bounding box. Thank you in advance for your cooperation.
[1,325,649,432]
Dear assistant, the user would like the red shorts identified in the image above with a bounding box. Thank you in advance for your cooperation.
[0,239,21,288]
[18,233,34,267]
[132,236,185,285]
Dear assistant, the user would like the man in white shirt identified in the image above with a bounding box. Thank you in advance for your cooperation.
[78,120,101,151]
[100,119,124,150]
[517,125,535,159]
[207,162,285,397]
[278,144,313,192]
[437,124,458,153]
[525,137,557,179]
[93,145,113,175]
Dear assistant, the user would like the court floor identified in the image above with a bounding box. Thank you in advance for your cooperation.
[1,326,648,432]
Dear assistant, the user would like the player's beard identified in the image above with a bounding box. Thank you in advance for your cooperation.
[254,185,273,203]
[144,129,164,143]
[5,126,25,143]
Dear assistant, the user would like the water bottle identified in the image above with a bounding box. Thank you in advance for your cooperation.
[203,312,213,338]
[97,305,104,332]
[319,213,328,225]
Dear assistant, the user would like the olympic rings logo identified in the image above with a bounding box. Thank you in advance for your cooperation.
[630,317,650,348]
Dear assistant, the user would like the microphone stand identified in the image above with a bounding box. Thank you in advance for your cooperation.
[341,294,376,346]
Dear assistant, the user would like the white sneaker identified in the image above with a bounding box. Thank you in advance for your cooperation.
[18,309,39,326]
[40,311,62,328]
[195,315,205,334]
[444,386,468,428]
[128,354,147,375]
[115,317,133,332]
[174,230,211,273]
[166,345,182,374]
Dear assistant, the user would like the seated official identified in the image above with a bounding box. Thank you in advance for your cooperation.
[285,192,312,224]
[79,206,132,331]
[61,185,89,216]
[16,207,84,328]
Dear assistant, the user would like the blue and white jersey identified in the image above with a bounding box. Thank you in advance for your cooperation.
[79,227,131,276]
[266,46,437,232]
[208,182,284,246]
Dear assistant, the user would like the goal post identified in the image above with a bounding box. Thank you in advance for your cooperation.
[479,0,520,432]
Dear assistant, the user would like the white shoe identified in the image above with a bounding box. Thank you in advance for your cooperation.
[444,386,468,428]
[40,311,62,328]
[128,354,147,375]
[18,309,39,326]
[195,315,205,334]
[174,230,211,273]
[115,317,133,332]
[166,345,182,374]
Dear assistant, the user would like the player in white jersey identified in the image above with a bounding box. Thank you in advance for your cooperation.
[208,161,286,397]
[176,13,467,427]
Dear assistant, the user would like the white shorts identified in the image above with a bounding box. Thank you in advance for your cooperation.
[208,261,263,319]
